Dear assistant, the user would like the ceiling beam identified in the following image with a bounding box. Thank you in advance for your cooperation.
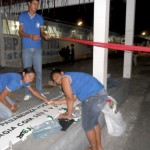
[0,0,94,14]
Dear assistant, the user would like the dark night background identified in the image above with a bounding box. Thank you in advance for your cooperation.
[38,0,150,36]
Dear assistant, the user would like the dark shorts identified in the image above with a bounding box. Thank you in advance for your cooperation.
[81,89,107,131]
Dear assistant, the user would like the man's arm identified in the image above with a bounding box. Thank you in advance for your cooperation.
[18,24,41,40]
[27,86,49,103]
[0,88,18,112]
[59,77,76,118]
[49,98,67,105]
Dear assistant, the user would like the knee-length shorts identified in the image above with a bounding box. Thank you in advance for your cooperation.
[81,89,107,132]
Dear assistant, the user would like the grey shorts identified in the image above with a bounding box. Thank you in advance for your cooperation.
[81,89,107,131]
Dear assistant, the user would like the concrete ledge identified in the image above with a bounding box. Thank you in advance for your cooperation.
[108,78,130,105]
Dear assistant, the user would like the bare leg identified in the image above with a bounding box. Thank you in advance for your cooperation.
[94,125,103,150]
[86,125,103,150]
[86,146,92,150]
[86,128,97,150]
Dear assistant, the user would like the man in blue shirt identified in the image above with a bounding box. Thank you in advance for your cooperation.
[50,69,108,150]
[0,67,50,119]
[18,0,51,100]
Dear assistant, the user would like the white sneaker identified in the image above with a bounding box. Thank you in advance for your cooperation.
[41,93,47,98]
[24,95,32,101]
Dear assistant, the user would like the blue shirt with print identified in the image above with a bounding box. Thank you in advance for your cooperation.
[18,12,44,49]
[0,73,30,93]
[64,72,104,102]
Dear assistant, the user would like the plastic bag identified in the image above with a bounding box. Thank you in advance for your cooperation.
[32,119,62,139]
[102,96,126,136]
[58,118,74,131]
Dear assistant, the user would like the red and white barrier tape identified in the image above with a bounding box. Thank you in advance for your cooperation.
[57,37,150,53]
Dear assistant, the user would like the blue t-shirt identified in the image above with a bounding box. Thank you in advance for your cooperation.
[0,73,30,93]
[63,72,104,102]
[18,11,44,49]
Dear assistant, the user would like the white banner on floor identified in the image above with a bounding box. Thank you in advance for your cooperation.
[0,95,80,150]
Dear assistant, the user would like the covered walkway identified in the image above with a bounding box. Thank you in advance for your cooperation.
[0,55,149,150]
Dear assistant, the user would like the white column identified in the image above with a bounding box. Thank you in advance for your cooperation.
[0,13,5,67]
[123,0,136,78]
[93,0,110,88]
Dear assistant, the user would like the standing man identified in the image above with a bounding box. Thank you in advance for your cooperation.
[18,0,50,100]
[70,44,75,64]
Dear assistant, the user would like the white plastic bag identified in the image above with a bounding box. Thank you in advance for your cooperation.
[102,96,126,136]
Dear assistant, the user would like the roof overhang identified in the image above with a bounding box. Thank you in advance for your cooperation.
[0,0,94,14]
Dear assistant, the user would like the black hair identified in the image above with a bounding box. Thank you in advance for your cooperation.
[23,67,36,74]
[27,0,39,2]
[50,68,62,80]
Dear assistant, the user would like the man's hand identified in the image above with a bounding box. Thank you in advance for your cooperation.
[11,101,18,112]
[47,100,59,105]
[59,113,71,119]
[46,100,53,105]
[30,34,41,40]
[43,34,51,40]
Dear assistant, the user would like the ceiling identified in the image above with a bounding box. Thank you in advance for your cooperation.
[2,0,148,35]
[39,3,94,27]
[1,0,27,5]
[0,0,126,34]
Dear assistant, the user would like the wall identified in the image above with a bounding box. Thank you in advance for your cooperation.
[3,35,92,67]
